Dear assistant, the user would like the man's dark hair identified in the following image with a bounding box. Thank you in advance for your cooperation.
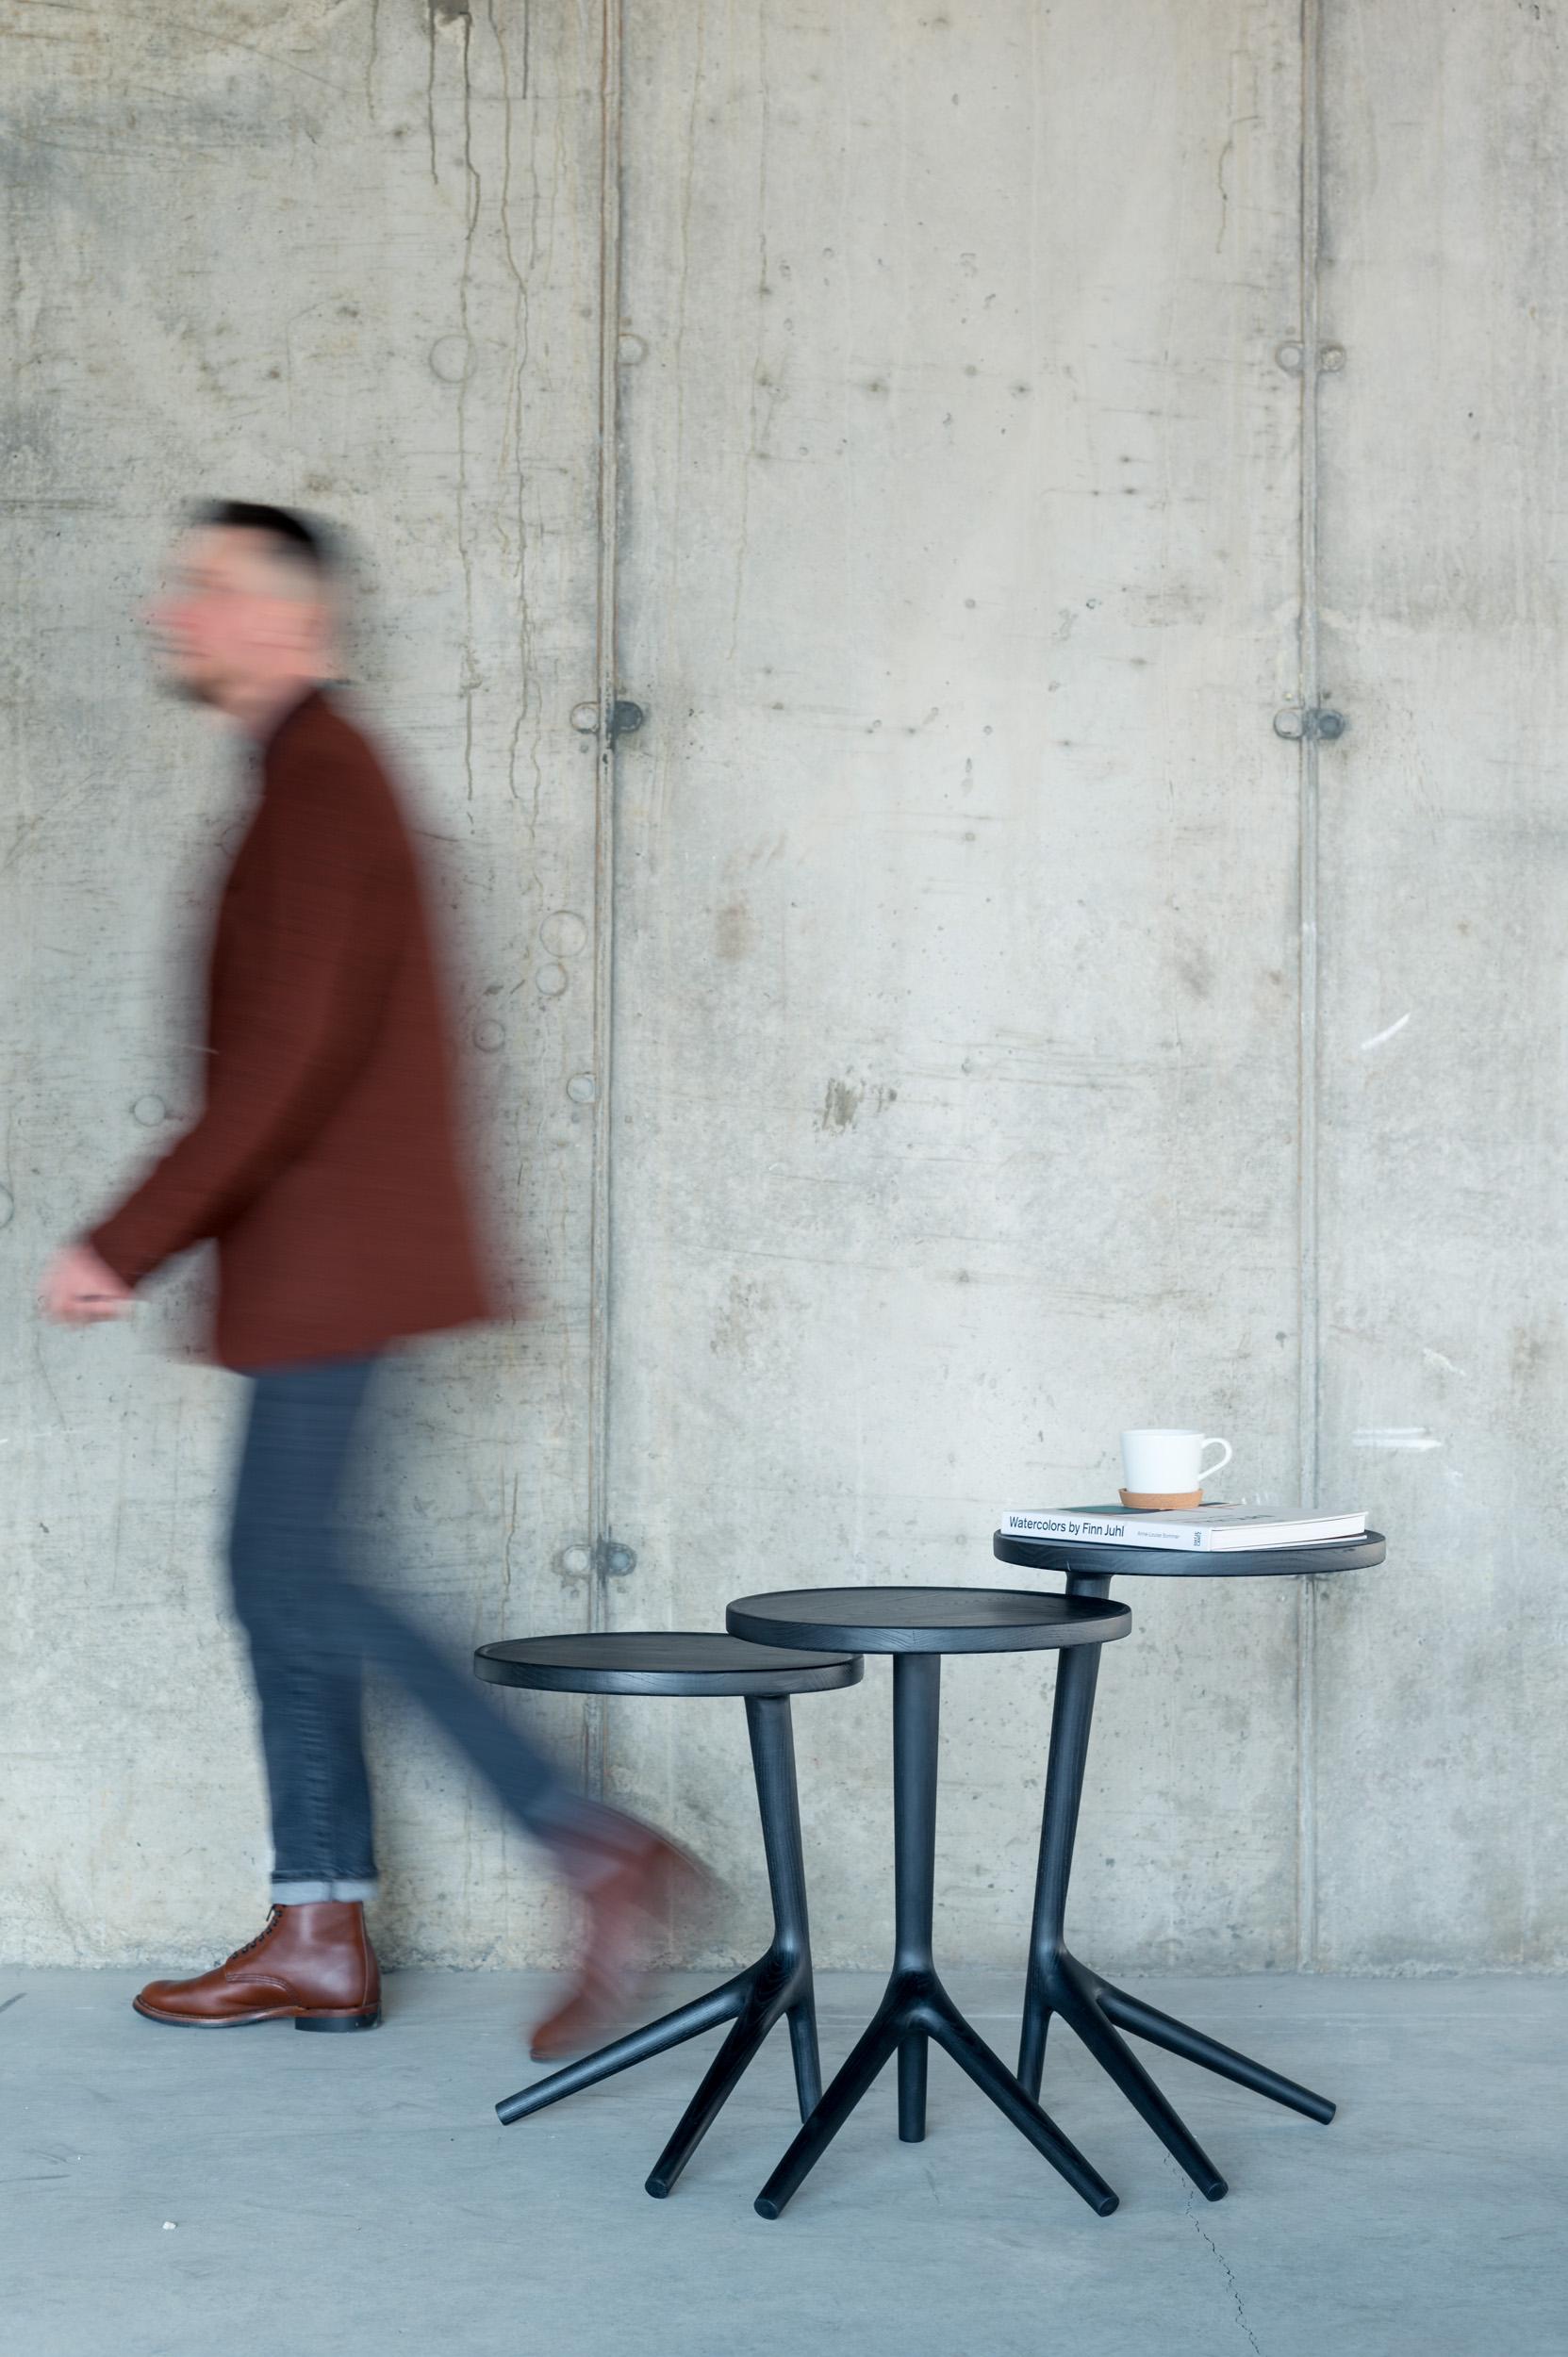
[193,501,339,579]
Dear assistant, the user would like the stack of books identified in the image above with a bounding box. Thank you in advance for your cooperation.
[999,1504,1367,1554]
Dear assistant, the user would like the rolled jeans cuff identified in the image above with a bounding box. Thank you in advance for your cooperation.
[272,1876,380,1904]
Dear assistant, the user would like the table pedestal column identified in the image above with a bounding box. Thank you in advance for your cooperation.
[755,1654,1118,2221]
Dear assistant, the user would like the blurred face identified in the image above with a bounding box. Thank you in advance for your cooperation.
[145,526,331,708]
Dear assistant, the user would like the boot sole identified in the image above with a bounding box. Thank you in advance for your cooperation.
[132,1997,381,2032]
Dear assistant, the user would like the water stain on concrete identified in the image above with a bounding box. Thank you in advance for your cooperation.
[715,901,753,962]
[819,1077,865,1131]
[817,1078,898,1131]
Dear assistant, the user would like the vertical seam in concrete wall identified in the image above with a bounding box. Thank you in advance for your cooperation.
[583,0,626,1797]
[1295,0,1326,1971]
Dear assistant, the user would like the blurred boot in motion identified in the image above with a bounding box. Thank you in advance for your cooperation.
[529,1828,711,2061]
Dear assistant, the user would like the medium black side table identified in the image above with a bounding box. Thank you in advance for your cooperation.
[476,1631,862,2198]
[992,1528,1387,2201]
[725,1587,1131,2220]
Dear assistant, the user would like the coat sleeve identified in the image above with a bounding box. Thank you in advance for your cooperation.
[86,749,405,1287]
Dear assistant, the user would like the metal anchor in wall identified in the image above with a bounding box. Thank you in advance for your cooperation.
[1273,705,1348,742]
[570,697,647,740]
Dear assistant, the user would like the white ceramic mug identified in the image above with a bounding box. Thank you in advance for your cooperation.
[1119,1427,1233,1498]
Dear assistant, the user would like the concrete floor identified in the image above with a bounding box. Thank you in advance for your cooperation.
[2,1969,1562,2357]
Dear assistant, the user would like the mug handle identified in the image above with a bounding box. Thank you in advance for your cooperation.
[1199,1437,1233,1487]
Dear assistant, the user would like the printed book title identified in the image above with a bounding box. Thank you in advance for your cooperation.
[1009,1513,1129,1540]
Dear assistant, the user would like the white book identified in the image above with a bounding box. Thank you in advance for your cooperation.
[1000,1504,1367,1553]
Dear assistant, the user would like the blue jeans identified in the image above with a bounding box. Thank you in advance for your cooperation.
[228,1355,623,1902]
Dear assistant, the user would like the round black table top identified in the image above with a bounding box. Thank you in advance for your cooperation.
[473,1630,863,1697]
[992,1529,1387,1581]
[725,1585,1131,1656]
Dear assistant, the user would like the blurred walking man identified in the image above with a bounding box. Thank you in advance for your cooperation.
[41,503,695,2057]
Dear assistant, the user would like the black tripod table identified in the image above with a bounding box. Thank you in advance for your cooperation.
[476,1631,861,2198]
[992,1529,1388,2201]
[724,1586,1131,2220]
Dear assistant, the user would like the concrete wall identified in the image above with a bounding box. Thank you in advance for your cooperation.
[1,1,1561,1974]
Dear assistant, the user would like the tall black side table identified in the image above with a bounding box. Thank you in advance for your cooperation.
[725,1587,1131,2220]
[476,1632,862,2198]
[992,1528,1387,2201]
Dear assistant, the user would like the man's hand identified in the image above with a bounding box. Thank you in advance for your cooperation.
[41,1243,136,1326]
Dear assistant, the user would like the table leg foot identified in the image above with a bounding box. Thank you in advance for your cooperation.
[754,2002,901,2219]
[1051,1967,1227,2201]
[646,1980,791,2199]
[497,1967,751,2125]
[898,2026,929,2143]
[1096,1978,1335,2125]
[925,1994,1118,2217]
[786,1992,822,2120]
[1016,1979,1053,2098]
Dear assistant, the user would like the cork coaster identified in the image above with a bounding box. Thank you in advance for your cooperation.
[1118,1487,1202,1510]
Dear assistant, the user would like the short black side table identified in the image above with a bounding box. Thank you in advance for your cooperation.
[725,1587,1131,2220]
[992,1529,1388,2201]
[476,1632,862,2198]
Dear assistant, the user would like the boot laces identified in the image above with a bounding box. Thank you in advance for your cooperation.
[223,1907,282,1967]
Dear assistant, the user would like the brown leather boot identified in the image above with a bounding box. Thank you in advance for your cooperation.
[528,1830,708,2062]
[133,1902,382,2031]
